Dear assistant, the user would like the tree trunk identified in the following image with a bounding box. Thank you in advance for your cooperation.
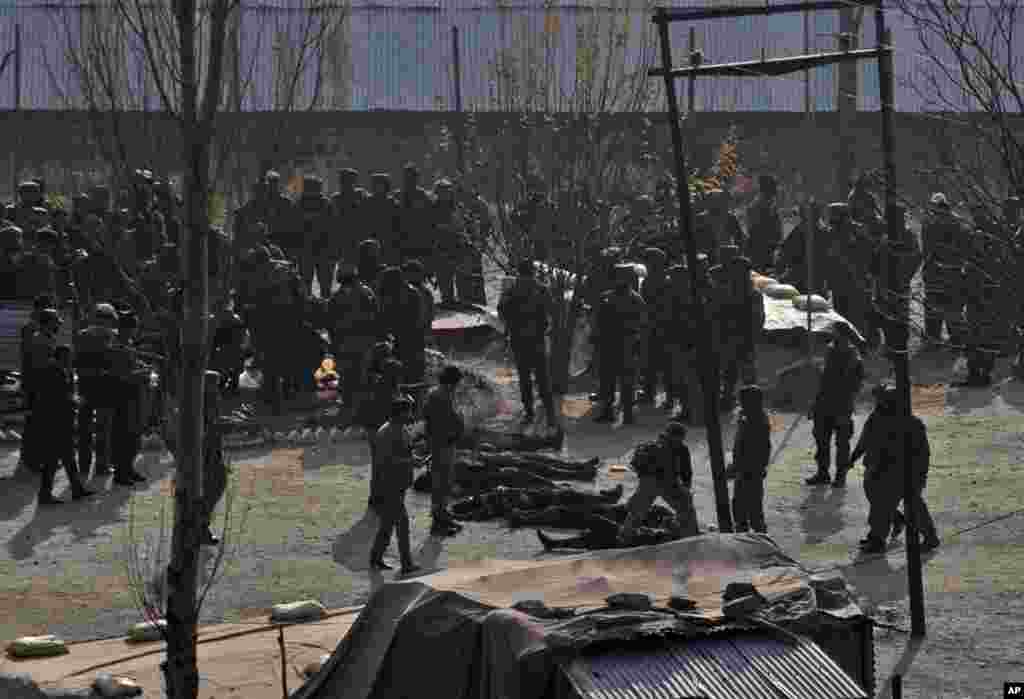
[549,273,583,396]
[164,0,209,697]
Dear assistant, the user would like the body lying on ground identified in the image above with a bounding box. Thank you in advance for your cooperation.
[448,484,624,521]
[536,516,678,551]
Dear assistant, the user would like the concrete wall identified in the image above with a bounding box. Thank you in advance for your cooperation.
[2,110,1016,210]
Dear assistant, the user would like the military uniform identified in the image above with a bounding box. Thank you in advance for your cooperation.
[431,182,467,304]
[808,329,865,486]
[498,266,556,424]
[296,176,334,298]
[108,318,149,485]
[26,322,91,504]
[730,386,771,533]
[639,249,673,406]
[358,238,383,289]
[199,370,228,545]
[663,265,700,422]
[712,255,764,409]
[368,397,419,572]
[263,172,300,260]
[424,369,465,535]
[594,266,647,424]
[75,308,120,476]
[365,174,401,264]
[330,169,368,269]
[963,223,1010,385]
[377,267,427,387]
[329,270,379,420]
[619,425,700,542]
[745,176,782,271]
[921,196,969,346]
[396,166,435,265]
[826,203,875,343]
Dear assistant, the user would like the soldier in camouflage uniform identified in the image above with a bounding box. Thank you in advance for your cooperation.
[593,264,648,424]
[921,193,969,349]
[639,247,673,407]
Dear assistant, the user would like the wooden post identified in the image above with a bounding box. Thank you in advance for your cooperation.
[805,201,814,360]
[655,9,733,533]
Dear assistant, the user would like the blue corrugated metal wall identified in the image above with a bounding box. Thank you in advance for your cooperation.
[0,0,1015,112]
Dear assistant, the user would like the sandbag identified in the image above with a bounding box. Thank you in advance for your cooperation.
[270,599,327,623]
[7,634,69,658]
[792,294,832,312]
[127,619,167,643]
[763,283,800,300]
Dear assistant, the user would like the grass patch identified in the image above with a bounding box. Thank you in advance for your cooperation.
[444,541,500,564]
[924,543,1024,595]
[238,557,355,604]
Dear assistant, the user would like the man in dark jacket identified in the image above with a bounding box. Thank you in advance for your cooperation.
[369,396,422,576]
[296,175,333,298]
[729,385,771,533]
[498,260,556,425]
[807,324,865,487]
[365,173,400,264]
[424,366,466,536]
[329,263,379,422]
[745,175,783,271]
[377,266,427,386]
[263,171,299,258]
[617,422,700,544]
[639,247,673,407]
[921,193,968,348]
[75,303,121,477]
[664,264,700,423]
[593,264,647,424]
[878,204,921,360]
[396,163,435,265]
[714,255,764,410]
[331,168,368,270]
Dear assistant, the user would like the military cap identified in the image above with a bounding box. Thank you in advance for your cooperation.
[18,181,40,192]
[664,421,687,439]
[440,365,464,385]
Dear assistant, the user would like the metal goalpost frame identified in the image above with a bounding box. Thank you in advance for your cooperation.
[648,0,926,637]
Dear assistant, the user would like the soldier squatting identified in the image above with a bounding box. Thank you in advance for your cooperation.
[3,167,1021,557]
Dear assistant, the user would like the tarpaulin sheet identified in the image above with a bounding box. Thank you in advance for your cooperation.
[297,534,865,699]
[432,301,505,336]
[762,294,865,342]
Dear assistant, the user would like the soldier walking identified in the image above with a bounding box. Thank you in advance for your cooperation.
[328,263,379,423]
[807,324,865,487]
[593,265,647,425]
[921,193,968,349]
[424,366,466,537]
[729,386,771,533]
[498,260,556,426]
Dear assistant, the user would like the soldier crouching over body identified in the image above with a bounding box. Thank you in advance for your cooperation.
[617,421,700,546]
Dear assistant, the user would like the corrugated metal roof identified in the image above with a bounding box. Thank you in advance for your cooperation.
[564,633,869,699]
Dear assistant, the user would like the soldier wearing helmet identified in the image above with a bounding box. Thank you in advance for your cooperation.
[74,303,122,477]
[921,192,969,348]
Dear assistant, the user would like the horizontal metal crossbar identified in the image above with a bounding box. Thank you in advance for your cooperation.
[652,0,879,23]
[648,47,887,79]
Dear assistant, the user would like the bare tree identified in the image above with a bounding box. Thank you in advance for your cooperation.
[44,1,347,208]
[452,0,660,394]
[893,0,1024,213]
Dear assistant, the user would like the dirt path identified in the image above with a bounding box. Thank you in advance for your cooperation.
[2,341,1023,697]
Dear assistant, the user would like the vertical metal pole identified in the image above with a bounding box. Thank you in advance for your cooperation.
[838,6,857,200]
[655,9,733,533]
[805,201,814,360]
[13,23,21,111]
[687,27,697,166]
[803,8,810,114]
[876,4,925,637]
[452,26,466,177]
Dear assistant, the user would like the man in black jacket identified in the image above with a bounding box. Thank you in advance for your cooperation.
[498,260,556,425]
[807,324,865,487]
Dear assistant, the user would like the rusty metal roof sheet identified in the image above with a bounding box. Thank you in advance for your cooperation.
[564,632,869,699]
